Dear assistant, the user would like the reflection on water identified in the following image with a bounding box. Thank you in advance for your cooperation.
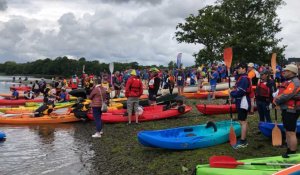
[0,123,95,175]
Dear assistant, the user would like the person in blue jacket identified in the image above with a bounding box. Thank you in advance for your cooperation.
[229,63,251,149]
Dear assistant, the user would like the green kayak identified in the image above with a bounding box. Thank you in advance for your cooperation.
[195,154,300,175]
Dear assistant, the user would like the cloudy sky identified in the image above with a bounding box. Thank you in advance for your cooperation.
[0,0,298,66]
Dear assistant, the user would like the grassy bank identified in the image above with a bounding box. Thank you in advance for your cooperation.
[80,99,297,175]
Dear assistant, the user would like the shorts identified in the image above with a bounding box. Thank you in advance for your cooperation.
[237,108,248,121]
[282,110,300,132]
[148,91,157,101]
[210,85,216,92]
[127,97,139,116]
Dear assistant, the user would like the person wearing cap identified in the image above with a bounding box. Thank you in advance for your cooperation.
[247,62,258,115]
[255,69,276,123]
[125,69,143,124]
[229,63,252,149]
[274,64,300,158]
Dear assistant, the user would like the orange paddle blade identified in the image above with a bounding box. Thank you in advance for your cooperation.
[224,47,233,69]
[271,53,277,75]
[272,123,282,146]
[229,126,237,146]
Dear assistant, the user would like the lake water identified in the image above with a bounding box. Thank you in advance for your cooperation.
[0,76,94,175]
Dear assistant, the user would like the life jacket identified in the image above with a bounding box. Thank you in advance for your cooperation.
[35,102,54,117]
[126,77,142,97]
[168,75,175,84]
[255,81,270,98]
[237,75,252,95]
[101,82,111,92]
[73,101,90,112]
[278,79,300,110]
[65,92,70,101]
[148,77,155,89]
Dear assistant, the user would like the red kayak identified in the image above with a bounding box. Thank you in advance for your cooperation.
[0,98,43,106]
[196,104,257,115]
[10,86,31,91]
[87,105,192,123]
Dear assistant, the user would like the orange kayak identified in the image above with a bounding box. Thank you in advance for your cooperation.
[183,90,229,99]
[0,113,80,124]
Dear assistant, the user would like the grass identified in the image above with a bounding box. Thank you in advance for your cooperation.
[81,98,298,175]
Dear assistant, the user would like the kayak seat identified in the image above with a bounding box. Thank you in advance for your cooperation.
[205,121,217,132]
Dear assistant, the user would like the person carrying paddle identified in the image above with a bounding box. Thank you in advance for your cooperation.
[229,63,251,149]
[255,70,276,123]
[273,64,300,158]
[125,69,143,124]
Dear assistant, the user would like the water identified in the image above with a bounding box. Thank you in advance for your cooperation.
[0,76,94,175]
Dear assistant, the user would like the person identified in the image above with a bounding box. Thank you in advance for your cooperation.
[69,75,79,90]
[148,69,161,105]
[34,98,55,117]
[24,90,35,100]
[57,88,69,102]
[255,70,276,123]
[273,64,300,158]
[12,76,15,82]
[89,79,107,138]
[247,63,258,115]
[176,69,185,95]
[125,69,143,124]
[32,80,40,97]
[167,70,175,94]
[101,75,113,105]
[230,63,251,149]
[10,88,19,100]
[112,71,123,98]
[71,97,90,121]
[209,66,219,100]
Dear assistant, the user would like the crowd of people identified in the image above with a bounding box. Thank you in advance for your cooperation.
[7,62,300,157]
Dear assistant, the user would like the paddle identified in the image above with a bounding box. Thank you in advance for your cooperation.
[209,155,295,168]
[272,108,282,146]
[271,53,282,146]
[224,47,236,146]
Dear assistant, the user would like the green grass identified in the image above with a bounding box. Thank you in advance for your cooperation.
[83,99,298,175]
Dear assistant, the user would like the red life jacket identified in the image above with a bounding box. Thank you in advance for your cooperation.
[255,81,270,98]
[127,77,142,97]
[278,80,300,110]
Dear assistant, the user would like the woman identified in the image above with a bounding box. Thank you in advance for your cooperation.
[176,69,185,95]
[89,79,107,138]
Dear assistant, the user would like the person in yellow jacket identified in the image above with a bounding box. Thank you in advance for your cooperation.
[274,64,300,158]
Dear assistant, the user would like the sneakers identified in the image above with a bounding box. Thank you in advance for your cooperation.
[232,140,248,149]
[92,132,102,138]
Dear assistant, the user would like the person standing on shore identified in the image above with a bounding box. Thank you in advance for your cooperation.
[89,79,107,138]
[273,64,300,158]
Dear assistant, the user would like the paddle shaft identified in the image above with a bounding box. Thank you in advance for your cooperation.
[217,161,295,167]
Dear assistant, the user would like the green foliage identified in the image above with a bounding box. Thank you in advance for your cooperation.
[176,0,286,65]
[0,56,166,77]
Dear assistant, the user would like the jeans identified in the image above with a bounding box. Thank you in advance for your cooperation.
[256,100,271,123]
[92,107,102,132]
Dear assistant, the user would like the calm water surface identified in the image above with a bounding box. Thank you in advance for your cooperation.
[0,76,95,175]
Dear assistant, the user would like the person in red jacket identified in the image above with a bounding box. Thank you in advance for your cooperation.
[69,75,79,90]
[125,69,143,124]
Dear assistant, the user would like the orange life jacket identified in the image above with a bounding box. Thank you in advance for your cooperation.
[278,81,300,110]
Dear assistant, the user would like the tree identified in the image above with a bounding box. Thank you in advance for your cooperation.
[175,0,286,65]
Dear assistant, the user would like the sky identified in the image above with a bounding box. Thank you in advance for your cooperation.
[0,0,298,66]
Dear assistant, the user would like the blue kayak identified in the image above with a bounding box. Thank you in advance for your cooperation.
[258,121,300,138]
[0,131,6,141]
[137,120,241,150]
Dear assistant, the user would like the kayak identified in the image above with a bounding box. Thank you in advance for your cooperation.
[0,113,80,124]
[183,90,229,99]
[201,82,233,91]
[195,154,300,175]
[9,86,31,91]
[121,93,179,109]
[0,98,44,106]
[196,104,237,115]
[137,120,241,150]
[0,131,6,140]
[111,94,149,102]
[196,104,257,115]
[258,121,300,138]
[87,105,192,123]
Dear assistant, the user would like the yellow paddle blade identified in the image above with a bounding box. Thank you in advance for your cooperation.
[229,126,237,146]
[271,53,277,75]
[272,124,282,146]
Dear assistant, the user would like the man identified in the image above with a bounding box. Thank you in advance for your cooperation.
[148,69,161,104]
[274,64,300,158]
[10,88,19,100]
[125,69,143,124]
[230,63,251,149]
[209,66,219,100]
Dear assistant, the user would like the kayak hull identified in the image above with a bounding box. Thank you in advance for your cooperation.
[258,121,300,138]
[137,120,241,150]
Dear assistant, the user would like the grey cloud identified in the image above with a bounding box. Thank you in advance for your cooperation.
[94,0,162,5]
[0,0,7,11]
